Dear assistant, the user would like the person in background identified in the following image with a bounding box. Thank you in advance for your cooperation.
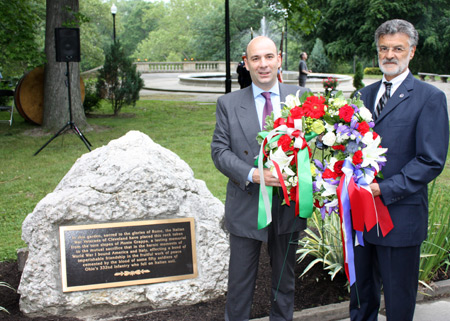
[350,19,449,321]
[236,52,252,89]
[211,36,309,321]
[298,52,311,87]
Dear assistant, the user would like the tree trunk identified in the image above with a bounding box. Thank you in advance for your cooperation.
[42,0,88,130]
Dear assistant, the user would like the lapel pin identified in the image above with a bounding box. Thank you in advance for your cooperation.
[399,93,405,98]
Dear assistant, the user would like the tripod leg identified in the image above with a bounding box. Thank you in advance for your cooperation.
[70,123,92,151]
[33,123,71,156]
[71,123,92,147]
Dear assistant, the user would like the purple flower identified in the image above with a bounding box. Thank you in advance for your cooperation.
[346,141,359,154]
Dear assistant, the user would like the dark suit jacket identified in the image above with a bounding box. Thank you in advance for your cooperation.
[358,72,449,247]
[211,83,308,241]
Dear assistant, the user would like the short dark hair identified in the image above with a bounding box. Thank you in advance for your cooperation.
[300,52,307,59]
[375,19,419,47]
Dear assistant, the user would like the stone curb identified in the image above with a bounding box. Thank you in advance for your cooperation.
[250,279,450,321]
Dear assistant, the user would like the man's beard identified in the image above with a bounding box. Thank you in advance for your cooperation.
[378,54,411,78]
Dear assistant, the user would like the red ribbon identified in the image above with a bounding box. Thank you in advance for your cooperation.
[262,136,291,207]
[347,178,394,236]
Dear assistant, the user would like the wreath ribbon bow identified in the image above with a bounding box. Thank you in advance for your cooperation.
[337,159,393,285]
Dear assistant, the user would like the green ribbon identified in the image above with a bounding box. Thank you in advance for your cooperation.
[256,130,320,229]
[258,185,273,229]
[296,131,318,218]
[296,146,313,218]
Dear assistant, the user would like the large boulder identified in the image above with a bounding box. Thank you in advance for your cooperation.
[18,130,228,319]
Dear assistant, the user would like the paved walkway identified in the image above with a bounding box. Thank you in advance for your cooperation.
[251,279,450,321]
[139,73,450,320]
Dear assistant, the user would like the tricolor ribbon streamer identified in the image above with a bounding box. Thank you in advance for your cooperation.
[257,117,317,230]
[336,159,394,285]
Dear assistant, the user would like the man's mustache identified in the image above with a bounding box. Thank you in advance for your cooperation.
[381,58,398,65]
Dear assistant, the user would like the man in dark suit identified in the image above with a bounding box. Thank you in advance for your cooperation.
[350,19,449,321]
[211,36,309,320]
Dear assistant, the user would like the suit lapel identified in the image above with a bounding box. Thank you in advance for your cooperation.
[367,81,381,117]
[376,72,414,123]
[236,87,261,155]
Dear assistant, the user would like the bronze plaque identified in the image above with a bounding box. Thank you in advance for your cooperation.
[59,218,197,292]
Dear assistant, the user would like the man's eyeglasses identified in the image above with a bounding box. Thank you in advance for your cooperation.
[378,46,408,54]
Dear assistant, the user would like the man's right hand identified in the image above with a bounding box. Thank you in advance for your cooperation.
[252,168,284,187]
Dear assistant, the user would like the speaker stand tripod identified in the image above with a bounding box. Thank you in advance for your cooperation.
[34,61,92,156]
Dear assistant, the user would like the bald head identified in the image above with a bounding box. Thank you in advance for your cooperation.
[246,36,277,58]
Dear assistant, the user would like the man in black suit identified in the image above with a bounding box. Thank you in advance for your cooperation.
[350,19,449,321]
[211,36,308,320]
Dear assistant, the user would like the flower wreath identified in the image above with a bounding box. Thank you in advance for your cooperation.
[256,90,394,285]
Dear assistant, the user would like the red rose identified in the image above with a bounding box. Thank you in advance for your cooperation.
[277,134,293,152]
[338,104,354,123]
[290,106,304,119]
[332,145,346,151]
[322,168,338,179]
[333,160,344,177]
[372,131,379,139]
[358,121,370,136]
[352,150,363,165]
[302,95,326,119]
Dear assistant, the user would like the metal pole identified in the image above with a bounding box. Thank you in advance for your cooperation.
[225,0,231,93]
[112,14,116,43]
[284,19,288,71]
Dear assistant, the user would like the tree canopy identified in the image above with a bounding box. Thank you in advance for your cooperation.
[280,0,450,73]
[0,0,45,79]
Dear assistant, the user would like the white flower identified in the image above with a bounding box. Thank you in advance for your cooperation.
[322,131,337,146]
[267,148,295,178]
[359,106,373,122]
[286,175,298,188]
[325,122,335,132]
[361,131,375,145]
[325,199,339,209]
[322,181,338,197]
[330,97,348,108]
[328,157,338,170]
[361,135,388,172]
[336,132,349,143]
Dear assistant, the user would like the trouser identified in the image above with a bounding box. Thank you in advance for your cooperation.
[225,230,299,321]
[350,241,421,321]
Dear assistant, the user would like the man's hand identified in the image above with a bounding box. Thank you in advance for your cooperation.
[370,182,381,197]
[252,168,285,187]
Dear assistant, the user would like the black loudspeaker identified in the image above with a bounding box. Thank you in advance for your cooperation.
[55,28,80,62]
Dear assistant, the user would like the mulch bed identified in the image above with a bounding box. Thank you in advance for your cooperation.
[0,245,350,321]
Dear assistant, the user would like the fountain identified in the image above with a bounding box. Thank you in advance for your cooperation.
[178,16,353,93]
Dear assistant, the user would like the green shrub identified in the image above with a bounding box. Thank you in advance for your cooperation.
[364,67,382,75]
[310,38,330,73]
[96,41,144,116]
[351,61,365,97]
[297,210,344,281]
[419,181,450,283]
[82,78,101,113]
